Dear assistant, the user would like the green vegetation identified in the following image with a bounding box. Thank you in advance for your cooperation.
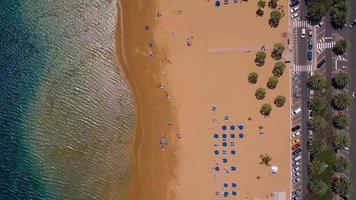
[330,0,350,29]
[267,76,278,89]
[308,116,327,133]
[272,61,286,77]
[331,93,351,111]
[309,179,328,197]
[255,88,266,100]
[248,72,259,84]
[332,177,352,196]
[333,132,351,151]
[309,159,327,176]
[307,1,327,24]
[274,95,286,107]
[308,138,327,156]
[307,74,328,91]
[268,0,278,8]
[260,104,272,116]
[271,43,285,60]
[255,51,267,66]
[332,39,348,55]
[269,9,283,27]
[259,154,272,166]
[333,155,351,173]
[332,114,350,130]
[256,0,266,16]
[332,72,351,89]
[309,96,327,114]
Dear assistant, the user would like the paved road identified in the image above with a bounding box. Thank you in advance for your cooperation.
[348,0,356,198]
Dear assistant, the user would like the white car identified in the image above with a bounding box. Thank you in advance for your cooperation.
[293,166,300,173]
[293,177,301,183]
[293,160,301,166]
[290,6,299,14]
[301,28,306,38]
[309,130,313,139]
[292,131,301,138]
[316,21,324,29]
[344,146,349,152]
[292,107,302,116]
[293,172,301,178]
[291,13,299,19]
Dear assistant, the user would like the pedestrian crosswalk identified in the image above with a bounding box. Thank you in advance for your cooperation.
[291,20,312,28]
[293,65,313,72]
[317,42,335,53]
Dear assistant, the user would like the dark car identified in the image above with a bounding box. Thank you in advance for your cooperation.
[292,125,300,132]
[292,143,300,150]
[290,0,299,7]
[317,59,326,68]
[292,148,302,156]
[307,51,313,61]
[308,41,313,50]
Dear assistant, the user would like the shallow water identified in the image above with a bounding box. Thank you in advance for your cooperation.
[0,0,134,199]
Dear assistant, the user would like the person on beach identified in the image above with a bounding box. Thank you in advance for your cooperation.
[160,135,168,150]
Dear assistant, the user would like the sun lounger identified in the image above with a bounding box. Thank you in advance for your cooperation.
[222,150,227,154]
[215,191,219,195]
[214,143,218,147]
[230,142,235,146]
[224,115,230,120]
[224,0,229,4]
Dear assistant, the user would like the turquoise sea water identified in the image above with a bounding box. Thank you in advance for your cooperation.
[0,0,135,199]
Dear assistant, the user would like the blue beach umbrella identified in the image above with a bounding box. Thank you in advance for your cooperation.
[223,191,228,197]
[223,158,228,163]
[222,133,227,138]
[230,125,235,130]
[224,183,228,187]
[214,133,219,139]
[239,133,244,138]
[214,150,219,155]
[222,125,227,130]
[215,1,221,7]
[238,124,244,130]
[232,183,237,187]
[230,133,235,138]
[231,150,236,155]
[232,191,237,196]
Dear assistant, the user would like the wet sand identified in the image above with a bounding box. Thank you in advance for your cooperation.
[117,0,291,199]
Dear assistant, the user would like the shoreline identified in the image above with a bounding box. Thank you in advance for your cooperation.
[115,0,178,199]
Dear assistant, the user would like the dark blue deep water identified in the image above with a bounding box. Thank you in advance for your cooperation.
[0,0,135,199]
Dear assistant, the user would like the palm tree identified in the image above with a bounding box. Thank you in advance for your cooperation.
[333,155,351,173]
[308,179,328,196]
[332,72,351,89]
[307,138,327,155]
[267,76,279,89]
[255,51,267,66]
[333,39,348,55]
[308,116,327,132]
[274,95,286,107]
[271,43,285,60]
[268,0,278,8]
[257,0,266,8]
[259,153,272,166]
[332,177,352,196]
[334,132,351,151]
[269,9,283,27]
[260,104,272,116]
[272,61,286,77]
[309,159,327,176]
[307,74,328,91]
[248,72,259,84]
[255,88,266,100]
[308,96,327,114]
[332,93,351,111]
[332,114,350,130]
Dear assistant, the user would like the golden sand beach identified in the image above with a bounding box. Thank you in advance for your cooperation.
[117,0,291,199]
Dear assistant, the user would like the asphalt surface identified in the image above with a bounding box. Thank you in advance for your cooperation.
[348,0,356,199]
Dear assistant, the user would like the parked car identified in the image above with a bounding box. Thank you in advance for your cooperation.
[290,6,299,13]
[293,155,302,162]
[292,125,300,132]
[292,131,301,138]
[293,171,301,178]
[293,160,301,166]
[293,148,302,156]
[316,21,324,29]
[291,13,299,19]
[317,59,326,68]
[307,51,313,61]
[293,166,300,172]
[309,130,314,139]
[349,19,356,28]
[301,28,306,38]
[344,146,349,152]
[292,138,300,145]
[290,0,300,7]
[308,29,312,38]
[292,188,301,195]
[293,177,301,183]
[292,107,302,116]
[293,196,301,200]
[308,40,313,50]
[292,143,300,150]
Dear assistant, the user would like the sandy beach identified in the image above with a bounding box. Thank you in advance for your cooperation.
[117,0,291,199]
